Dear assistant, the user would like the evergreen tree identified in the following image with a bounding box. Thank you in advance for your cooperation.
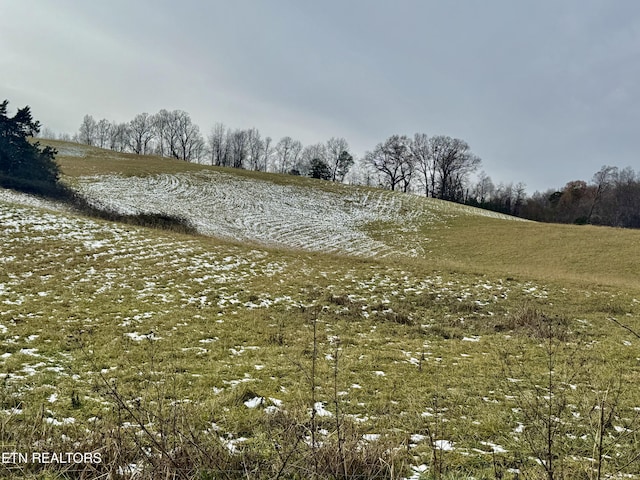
[309,158,331,180]
[0,100,61,196]
[334,150,354,182]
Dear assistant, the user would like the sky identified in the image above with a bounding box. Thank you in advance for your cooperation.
[2,0,640,193]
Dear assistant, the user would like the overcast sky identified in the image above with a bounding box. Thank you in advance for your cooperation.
[2,1,640,192]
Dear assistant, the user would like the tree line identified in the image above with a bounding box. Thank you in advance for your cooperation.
[68,110,484,203]
[364,133,481,202]
[71,111,357,181]
[41,107,640,229]
[465,166,640,229]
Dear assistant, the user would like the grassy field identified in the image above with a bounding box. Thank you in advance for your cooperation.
[1,142,639,479]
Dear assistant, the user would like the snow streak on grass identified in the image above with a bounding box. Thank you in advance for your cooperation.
[0,198,544,418]
[74,171,523,258]
[0,188,70,212]
[53,144,89,157]
[0,200,288,318]
[2,185,639,479]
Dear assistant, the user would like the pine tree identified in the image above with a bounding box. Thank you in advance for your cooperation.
[309,158,331,180]
[0,100,61,196]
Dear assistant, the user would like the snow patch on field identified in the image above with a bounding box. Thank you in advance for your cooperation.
[73,171,524,258]
[75,171,416,257]
[0,189,69,212]
[54,145,88,157]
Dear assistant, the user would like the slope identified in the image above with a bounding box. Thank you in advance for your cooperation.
[50,140,640,288]
[1,141,639,479]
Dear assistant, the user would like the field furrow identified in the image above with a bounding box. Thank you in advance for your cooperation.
[72,171,493,258]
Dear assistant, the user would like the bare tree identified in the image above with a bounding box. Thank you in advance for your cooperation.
[326,137,353,182]
[275,136,303,174]
[40,126,56,140]
[151,110,202,161]
[344,157,375,186]
[472,171,495,204]
[587,165,617,224]
[95,119,111,149]
[246,127,264,171]
[261,136,273,172]
[411,133,435,197]
[152,109,172,158]
[612,167,640,228]
[172,110,203,161]
[78,114,97,146]
[189,132,206,163]
[165,110,183,159]
[513,182,527,215]
[206,122,230,166]
[485,181,527,215]
[364,134,413,191]
[429,135,481,201]
[228,129,249,169]
[129,113,155,155]
[399,150,415,193]
[496,182,514,211]
[109,122,130,152]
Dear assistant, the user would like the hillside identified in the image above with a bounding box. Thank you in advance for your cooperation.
[50,141,640,288]
[49,141,523,258]
[1,142,640,479]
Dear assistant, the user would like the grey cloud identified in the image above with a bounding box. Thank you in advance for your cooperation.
[2,0,639,192]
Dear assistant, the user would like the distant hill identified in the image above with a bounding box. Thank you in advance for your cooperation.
[47,140,525,259]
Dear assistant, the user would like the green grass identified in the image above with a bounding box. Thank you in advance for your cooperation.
[1,141,639,479]
[420,214,640,288]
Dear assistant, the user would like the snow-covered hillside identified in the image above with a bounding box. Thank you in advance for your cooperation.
[73,170,524,258]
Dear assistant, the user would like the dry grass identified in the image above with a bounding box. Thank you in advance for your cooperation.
[1,141,640,479]
[420,214,640,289]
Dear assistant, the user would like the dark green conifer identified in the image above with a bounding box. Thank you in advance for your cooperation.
[0,100,61,196]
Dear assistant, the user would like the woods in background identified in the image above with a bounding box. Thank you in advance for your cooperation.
[467,166,640,229]
[37,107,640,229]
